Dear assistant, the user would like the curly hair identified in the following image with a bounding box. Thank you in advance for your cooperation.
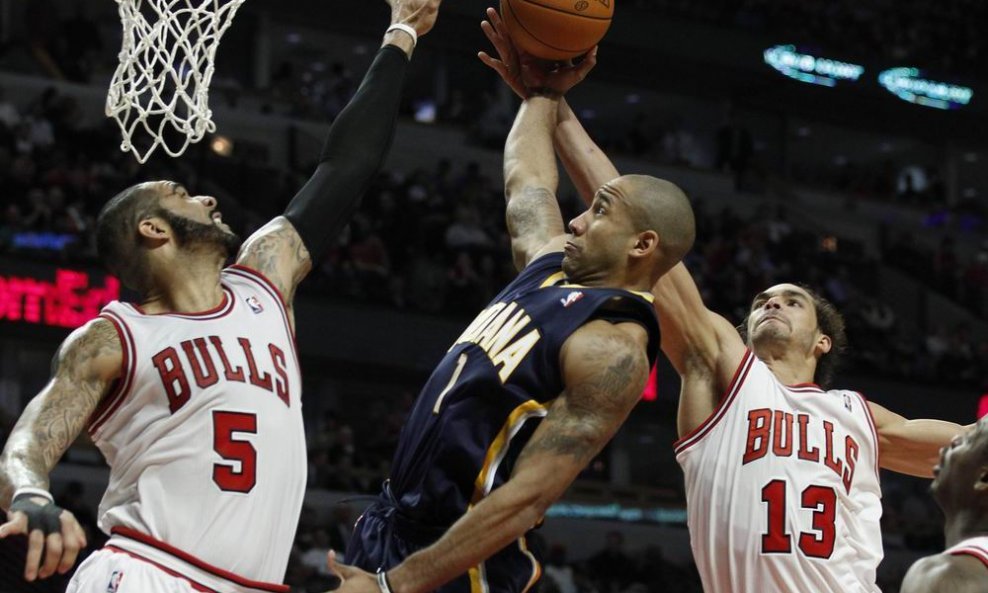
[739,284,848,389]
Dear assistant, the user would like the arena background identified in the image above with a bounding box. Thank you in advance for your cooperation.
[1,0,987,591]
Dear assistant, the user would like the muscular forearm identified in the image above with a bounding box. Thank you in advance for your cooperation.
[554,99,619,204]
[0,401,57,510]
[388,475,548,593]
[504,96,560,199]
[283,44,409,262]
[883,419,971,478]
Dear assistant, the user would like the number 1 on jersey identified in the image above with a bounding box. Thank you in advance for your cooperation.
[433,353,468,414]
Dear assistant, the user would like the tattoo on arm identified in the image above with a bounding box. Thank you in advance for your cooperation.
[0,320,120,505]
[505,186,566,267]
[237,218,312,303]
[517,332,646,468]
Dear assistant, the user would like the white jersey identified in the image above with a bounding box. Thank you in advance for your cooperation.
[675,350,883,593]
[87,266,306,593]
[946,536,988,570]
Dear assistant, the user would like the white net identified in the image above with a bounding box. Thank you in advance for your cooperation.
[106,0,246,163]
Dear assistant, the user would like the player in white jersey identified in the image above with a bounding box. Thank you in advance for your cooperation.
[0,2,443,591]
[476,16,969,592]
[900,417,988,593]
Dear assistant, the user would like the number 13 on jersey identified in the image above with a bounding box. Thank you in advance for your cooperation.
[761,479,837,559]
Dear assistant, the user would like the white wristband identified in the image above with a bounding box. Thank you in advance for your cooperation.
[12,487,54,503]
[386,23,418,47]
[376,570,394,593]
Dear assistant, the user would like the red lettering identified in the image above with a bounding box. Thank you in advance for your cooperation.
[772,411,794,457]
[210,336,245,382]
[743,409,772,464]
[823,420,843,477]
[181,338,219,389]
[0,269,120,329]
[797,414,820,462]
[269,344,290,406]
[153,347,191,413]
[843,436,859,493]
[238,338,272,391]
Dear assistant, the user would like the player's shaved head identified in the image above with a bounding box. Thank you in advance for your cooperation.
[96,182,164,292]
[619,175,696,277]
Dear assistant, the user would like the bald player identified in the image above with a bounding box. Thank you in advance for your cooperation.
[329,47,695,593]
[900,420,988,593]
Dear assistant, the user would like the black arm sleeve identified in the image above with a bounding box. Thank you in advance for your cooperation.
[283,44,409,261]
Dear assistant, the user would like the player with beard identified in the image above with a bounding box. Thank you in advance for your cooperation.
[899,419,988,593]
[0,0,443,591]
[473,8,970,591]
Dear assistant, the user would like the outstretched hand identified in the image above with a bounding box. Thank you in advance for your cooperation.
[0,497,87,582]
[478,7,527,99]
[326,550,380,593]
[478,7,597,98]
[387,0,443,38]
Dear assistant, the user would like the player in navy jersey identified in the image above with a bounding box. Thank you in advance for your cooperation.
[331,45,696,593]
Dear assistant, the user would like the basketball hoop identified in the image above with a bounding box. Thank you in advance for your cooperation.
[106,0,246,164]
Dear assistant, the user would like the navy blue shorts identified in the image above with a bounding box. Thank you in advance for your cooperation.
[346,500,544,593]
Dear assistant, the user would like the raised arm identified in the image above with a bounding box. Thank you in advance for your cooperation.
[869,402,972,477]
[503,93,568,270]
[236,0,442,304]
[0,318,121,581]
[331,321,650,593]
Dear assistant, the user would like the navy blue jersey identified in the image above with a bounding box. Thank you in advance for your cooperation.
[387,252,660,527]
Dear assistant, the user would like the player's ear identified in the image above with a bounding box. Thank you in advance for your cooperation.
[815,332,832,356]
[138,215,170,242]
[630,230,659,259]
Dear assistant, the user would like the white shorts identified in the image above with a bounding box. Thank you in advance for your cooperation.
[68,549,205,593]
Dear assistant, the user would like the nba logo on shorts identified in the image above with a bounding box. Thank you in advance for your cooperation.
[245,295,264,314]
[106,570,124,593]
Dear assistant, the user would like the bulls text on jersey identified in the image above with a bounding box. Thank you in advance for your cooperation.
[151,335,292,413]
[743,408,860,494]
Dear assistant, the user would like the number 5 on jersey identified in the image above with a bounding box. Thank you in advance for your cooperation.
[213,410,257,493]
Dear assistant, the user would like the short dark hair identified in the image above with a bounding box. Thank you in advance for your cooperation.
[96,183,162,292]
[739,284,848,389]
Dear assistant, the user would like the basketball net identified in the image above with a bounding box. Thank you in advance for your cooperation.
[106,0,245,163]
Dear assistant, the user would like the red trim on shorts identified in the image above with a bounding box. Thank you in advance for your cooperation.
[855,391,882,478]
[949,547,988,570]
[89,313,137,435]
[111,527,290,593]
[128,287,235,320]
[225,266,299,362]
[674,349,755,454]
[105,546,216,593]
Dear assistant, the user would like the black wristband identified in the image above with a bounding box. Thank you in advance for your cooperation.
[10,493,63,535]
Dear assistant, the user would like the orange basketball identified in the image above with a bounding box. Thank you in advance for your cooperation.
[500,0,614,61]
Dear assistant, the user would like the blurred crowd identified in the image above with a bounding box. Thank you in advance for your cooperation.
[636,0,987,77]
[3,84,988,395]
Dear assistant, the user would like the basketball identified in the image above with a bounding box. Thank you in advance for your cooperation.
[500,0,614,61]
